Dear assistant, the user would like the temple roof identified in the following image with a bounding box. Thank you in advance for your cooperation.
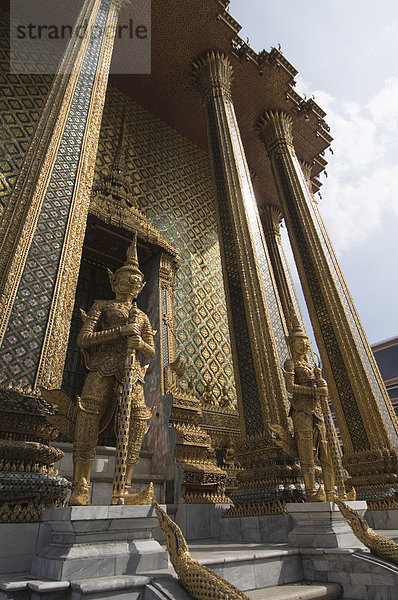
[110,0,332,207]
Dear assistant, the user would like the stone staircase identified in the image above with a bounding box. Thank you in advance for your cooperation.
[2,543,398,599]
[0,544,343,600]
[1,508,398,600]
[143,576,342,600]
[246,583,342,599]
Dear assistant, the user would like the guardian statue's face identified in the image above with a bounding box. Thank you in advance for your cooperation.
[292,336,310,357]
[112,271,143,299]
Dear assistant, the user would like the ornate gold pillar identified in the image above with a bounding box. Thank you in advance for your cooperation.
[191,52,303,511]
[260,204,306,332]
[0,0,126,391]
[159,253,178,395]
[257,111,398,507]
[260,203,348,499]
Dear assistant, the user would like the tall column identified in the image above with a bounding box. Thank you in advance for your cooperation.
[0,0,126,392]
[257,111,398,507]
[191,52,304,511]
[260,203,348,499]
[260,204,307,335]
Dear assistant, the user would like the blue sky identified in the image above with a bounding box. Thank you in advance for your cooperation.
[229,0,398,344]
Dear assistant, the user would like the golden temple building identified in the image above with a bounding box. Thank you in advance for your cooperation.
[1,1,398,598]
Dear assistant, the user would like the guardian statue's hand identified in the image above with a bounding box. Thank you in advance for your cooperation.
[315,385,328,398]
[120,323,140,337]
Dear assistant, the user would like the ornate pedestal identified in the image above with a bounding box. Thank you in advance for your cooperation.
[31,505,168,581]
[0,388,70,523]
[286,502,367,548]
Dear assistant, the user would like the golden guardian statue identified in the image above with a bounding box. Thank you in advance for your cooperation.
[282,318,335,502]
[43,235,155,506]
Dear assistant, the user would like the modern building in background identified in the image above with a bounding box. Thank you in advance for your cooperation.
[372,336,398,418]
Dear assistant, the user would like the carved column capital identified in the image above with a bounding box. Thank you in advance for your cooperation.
[256,111,294,157]
[299,160,312,188]
[191,51,233,101]
[259,204,283,243]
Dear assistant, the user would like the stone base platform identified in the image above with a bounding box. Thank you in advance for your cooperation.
[0,522,44,575]
[54,443,166,506]
[365,509,398,531]
[0,574,151,600]
[286,502,367,549]
[2,501,398,600]
[2,538,398,599]
[144,575,342,600]
[31,505,168,581]
[220,513,292,543]
[174,504,292,544]
[175,503,230,540]
[246,582,342,599]
[183,539,398,599]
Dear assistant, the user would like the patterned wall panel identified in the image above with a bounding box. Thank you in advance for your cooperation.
[0,1,110,388]
[93,87,236,401]
[0,8,55,218]
[0,9,236,401]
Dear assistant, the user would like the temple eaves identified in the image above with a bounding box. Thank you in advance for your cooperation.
[109,0,332,208]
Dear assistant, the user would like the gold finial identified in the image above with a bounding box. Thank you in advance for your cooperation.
[124,232,140,270]
[286,313,307,342]
[108,233,144,286]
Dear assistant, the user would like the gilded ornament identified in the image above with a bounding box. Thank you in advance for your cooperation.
[153,500,249,600]
[219,386,235,409]
[0,387,69,522]
[202,383,218,407]
[44,235,156,506]
[276,316,336,501]
[166,362,228,502]
[122,481,154,505]
[336,499,398,565]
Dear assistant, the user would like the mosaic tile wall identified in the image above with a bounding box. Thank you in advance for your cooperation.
[0,4,236,400]
[0,8,54,219]
[0,1,110,388]
[95,87,236,400]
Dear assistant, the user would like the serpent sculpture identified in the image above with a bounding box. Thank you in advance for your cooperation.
[336,499,398,564]
[153,500,250,600]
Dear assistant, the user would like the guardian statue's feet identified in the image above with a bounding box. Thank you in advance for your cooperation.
[69,479,90,506]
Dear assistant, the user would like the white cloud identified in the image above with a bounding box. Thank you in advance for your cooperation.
[308,77,398,253]
[321,164,398,252]
[367,77,398,129]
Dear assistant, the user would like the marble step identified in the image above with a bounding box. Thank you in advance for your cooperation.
[188,540,302,591]
[0,574,151,599]
[246,582,342,600]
